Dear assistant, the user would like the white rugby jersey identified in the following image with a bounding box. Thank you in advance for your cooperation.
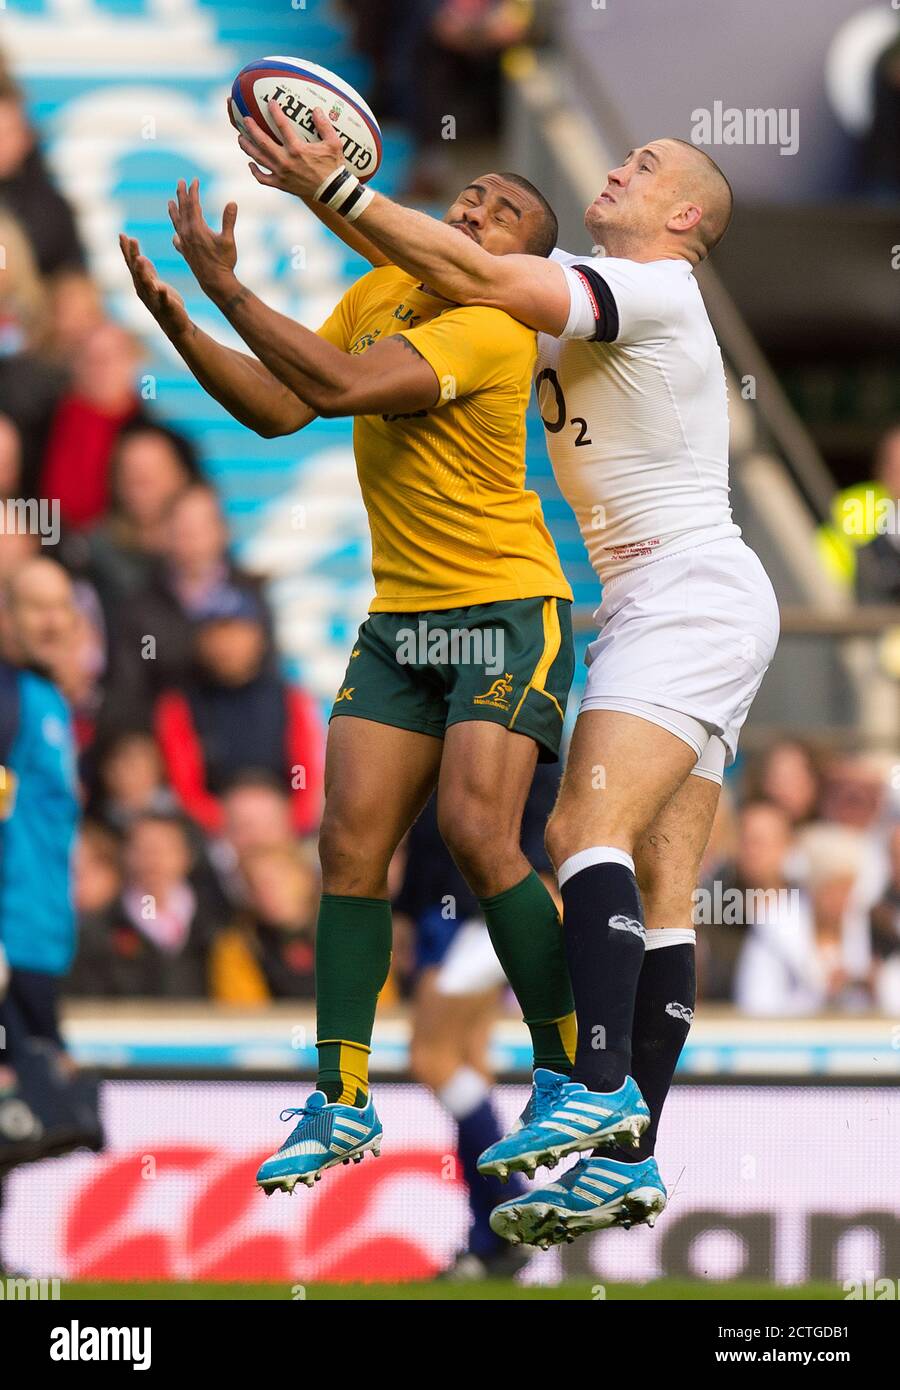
[536,249,740,582]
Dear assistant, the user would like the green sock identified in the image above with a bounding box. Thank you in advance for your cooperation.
[315,893,393,1104]
[479,870,577,1075]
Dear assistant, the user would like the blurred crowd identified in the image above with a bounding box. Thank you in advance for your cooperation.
[343,0,539,198]
[0,62,325,1005]
[700,741,900,1016]
[1,51,899,1020]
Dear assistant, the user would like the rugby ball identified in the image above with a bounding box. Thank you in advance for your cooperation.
[229,56,382,182]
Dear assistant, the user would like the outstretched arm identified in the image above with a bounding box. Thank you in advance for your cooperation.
[168,181,441,418]
[119,234,314,438]
[238,103,571,334]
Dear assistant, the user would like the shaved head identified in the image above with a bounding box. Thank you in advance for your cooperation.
[667,139,734,258]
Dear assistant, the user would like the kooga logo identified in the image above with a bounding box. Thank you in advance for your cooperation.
[50,1322,151,1371]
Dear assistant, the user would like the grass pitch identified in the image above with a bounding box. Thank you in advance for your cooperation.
[62,1280,843,1301]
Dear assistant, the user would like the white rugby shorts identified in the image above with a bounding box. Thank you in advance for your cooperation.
[580,537,780,784]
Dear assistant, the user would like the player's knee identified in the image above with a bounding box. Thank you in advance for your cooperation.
[318,809,387,896]
[545,804,636,870]
[439,799,517,892]
[544,808,579,870]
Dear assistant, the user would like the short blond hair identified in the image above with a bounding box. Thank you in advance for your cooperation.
[797,822,866,889]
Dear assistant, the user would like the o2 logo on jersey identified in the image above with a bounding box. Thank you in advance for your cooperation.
[535,368,593,446]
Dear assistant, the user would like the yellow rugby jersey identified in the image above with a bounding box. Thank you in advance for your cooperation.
[316,266,572,612]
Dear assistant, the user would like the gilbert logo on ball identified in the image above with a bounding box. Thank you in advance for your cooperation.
[230,56,382,181]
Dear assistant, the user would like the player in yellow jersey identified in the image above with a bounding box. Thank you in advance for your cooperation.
[121,174,628,1197]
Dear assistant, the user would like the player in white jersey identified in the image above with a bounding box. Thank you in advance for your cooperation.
[238,108,779,1245]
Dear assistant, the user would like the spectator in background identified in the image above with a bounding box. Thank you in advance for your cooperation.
[735,823,872,1015]
[101,479,267,729]
[85,421,200,621]
[0,555,103,1229]
[83,727,231,954]
[0,208,64,494]
[163,481,239,614]
[44,270,104,363]
[817,426,900,595]
[0,412,110,754]
[0,525,39,586]
[748,738,823,828]
[209,771,296,908]
[0,411,22,497]
[870,824,900,1011]
[855,424,900,604]
[71,813,217,999]
[49,574,108,754]
[0,412,111,755]
[0,417,60,604]
[820,752,889,832]
[699,799,797,1003]
[222,771,295,856]
[0,556,80,1007]
[0,206,48,352]
[818,752,894,938]
[153,587,322,837]
[87,729,177,832]
[39,321,144,531]
[210,842,319,1003]
[0,77,86,280]
[65,821,123,996]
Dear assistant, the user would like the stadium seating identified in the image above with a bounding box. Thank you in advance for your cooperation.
[6,0,597,706]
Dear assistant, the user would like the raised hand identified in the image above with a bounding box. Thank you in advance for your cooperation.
[237,101,345,199]
[168,179,238,293]
[119,232,191,339]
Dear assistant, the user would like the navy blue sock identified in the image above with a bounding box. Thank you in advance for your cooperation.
[456,1098,525,1256]
[559,850,646,1093]
[605,931,696,1161]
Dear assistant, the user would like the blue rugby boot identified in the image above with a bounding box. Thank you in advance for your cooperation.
[477,1069,649,1181]
[490,1154,667,1249]
[256,1091,382,1194]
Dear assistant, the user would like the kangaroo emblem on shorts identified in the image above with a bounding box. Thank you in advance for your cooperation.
[665,1001,694,1024]
[473,672,514,711]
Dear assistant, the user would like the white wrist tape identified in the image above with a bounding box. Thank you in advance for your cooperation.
[314,166,375,223]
